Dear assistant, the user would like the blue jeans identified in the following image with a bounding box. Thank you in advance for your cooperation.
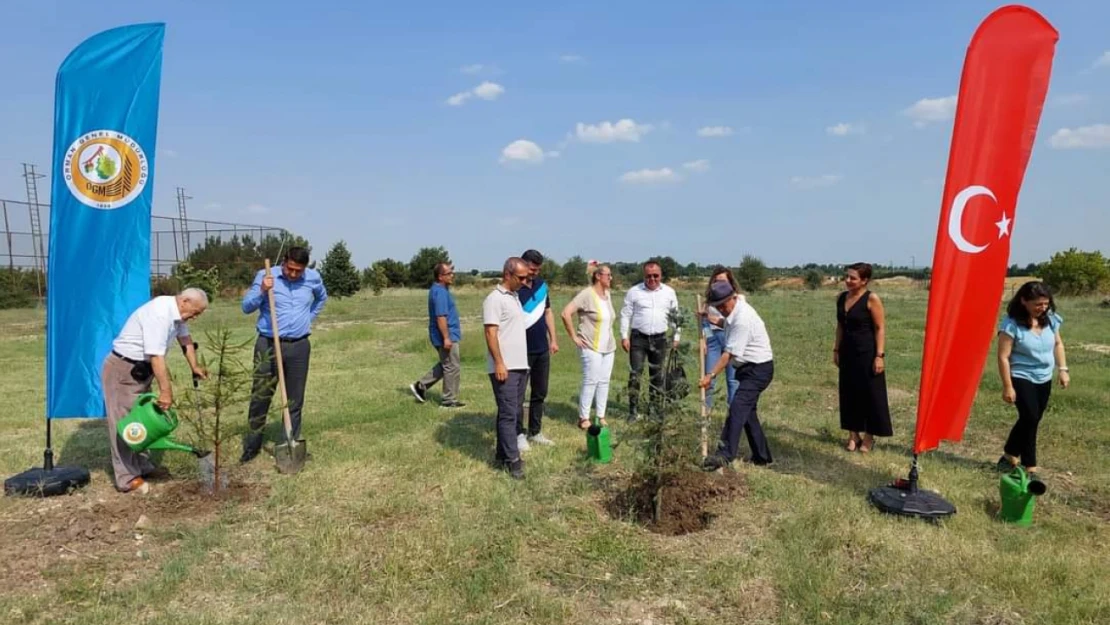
[705,329,738,410]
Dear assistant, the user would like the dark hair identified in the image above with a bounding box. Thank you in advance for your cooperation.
[846,262,872,282]
[434,262,453,279]
[704,265,740,301]
[1007,281,1056,329]
[642,261,662,275]
[521,249,544,266]
[284,246,310,265]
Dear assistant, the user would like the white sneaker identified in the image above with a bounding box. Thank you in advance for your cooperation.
[529,433,556,446]
[516,433,531,452]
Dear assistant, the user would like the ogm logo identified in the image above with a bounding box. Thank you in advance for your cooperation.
[122,422,148,447]
[63,130,149,210]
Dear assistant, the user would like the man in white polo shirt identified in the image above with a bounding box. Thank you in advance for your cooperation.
[101,288,209,493]
[698,281,775,471]
[483,257,531,479]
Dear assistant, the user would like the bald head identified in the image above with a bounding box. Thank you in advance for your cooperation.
[176,287,209,321]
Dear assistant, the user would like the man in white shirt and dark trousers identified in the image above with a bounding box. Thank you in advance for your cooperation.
[483,258,532,479]
[698,281,775,471]
[620,261,681,421]
[101,289,209,493]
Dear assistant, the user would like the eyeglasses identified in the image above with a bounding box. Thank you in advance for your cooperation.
[646,273,661,279]
[513,273,530,280]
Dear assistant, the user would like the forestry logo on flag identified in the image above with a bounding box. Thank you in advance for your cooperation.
[62,130,149,210]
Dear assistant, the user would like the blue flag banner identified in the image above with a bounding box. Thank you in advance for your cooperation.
[47,23,165,419]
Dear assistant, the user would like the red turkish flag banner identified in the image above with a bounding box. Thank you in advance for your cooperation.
[913,6,1058,454]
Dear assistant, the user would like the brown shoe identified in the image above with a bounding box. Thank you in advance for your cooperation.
[118,477,150,494]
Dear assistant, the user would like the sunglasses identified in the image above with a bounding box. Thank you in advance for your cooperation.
[645,273,661,279]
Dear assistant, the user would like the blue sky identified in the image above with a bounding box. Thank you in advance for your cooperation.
[1,0,1108,271]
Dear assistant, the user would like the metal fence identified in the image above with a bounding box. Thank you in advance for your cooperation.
[1,198,289,277]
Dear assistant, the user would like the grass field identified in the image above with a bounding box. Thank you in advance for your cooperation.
[1,285,1108,624]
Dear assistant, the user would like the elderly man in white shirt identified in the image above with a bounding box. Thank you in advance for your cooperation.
[619,261,681,421]
[101,288,208,493]
[698,280,775,471]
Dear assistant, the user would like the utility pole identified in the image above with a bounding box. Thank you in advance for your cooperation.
[22,163,46,300]
[176,187,192,258]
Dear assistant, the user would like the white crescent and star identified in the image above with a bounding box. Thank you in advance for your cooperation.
[947,185,1012,254]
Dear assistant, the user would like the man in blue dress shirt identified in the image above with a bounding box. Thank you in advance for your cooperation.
[239,246,328,463]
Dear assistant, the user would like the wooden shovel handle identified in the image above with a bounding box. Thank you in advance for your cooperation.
[697,295,708,458]
[264,259,295,441]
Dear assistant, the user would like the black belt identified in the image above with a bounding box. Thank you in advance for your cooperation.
[111,350,146,365]
[631,329,667,339]
[259,333,310,343]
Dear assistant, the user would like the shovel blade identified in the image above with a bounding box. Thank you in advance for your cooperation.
[274,439,307,474]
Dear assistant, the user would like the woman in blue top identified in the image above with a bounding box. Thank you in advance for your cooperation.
[699,266,740,411]
[996,281,1070,480]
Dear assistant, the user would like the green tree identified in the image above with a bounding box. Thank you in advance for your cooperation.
[804,269,823,290]
[171,261,221,299]
[408,247,452,288]
[372,258,409,287]
[560,255,589,286]
[1038,248,1110,295]
[320,240,361,298]
[363,264,389,295]
[736,254,768,292]
[540,258,562,285]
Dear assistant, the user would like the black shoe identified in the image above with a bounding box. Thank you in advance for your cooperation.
[507,458,525,480]
[410,382,427,403]
[440,400,466,409]
[749,457,773,466]
[702,453,730,472]
[240,432,264,464]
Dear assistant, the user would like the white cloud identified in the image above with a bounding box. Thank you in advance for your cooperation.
[500,139,545,165]
[559,54,584,63]
[826,122,865,136]
[446,92,472,106]
[682,159,710,172]
[575,119,653,143]
[697,125,734,137]
[1093,51,1110,69]
[460,64,485,74]
[446,81,505,106]
[473,81,505,100]
[619,167,681,184]
[903,95,957,127]
[245,203,271,215]
[790,174,843,189]
[1049,124,1110,149]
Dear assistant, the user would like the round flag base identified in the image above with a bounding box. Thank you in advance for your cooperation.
[4,466,90,498]
[868,484,956,520]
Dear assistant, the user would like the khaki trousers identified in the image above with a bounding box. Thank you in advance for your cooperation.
[101,353,156,490]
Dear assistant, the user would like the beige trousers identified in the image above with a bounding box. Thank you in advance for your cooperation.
[101,353,156,489]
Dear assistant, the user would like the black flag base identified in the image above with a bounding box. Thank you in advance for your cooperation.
[4,447,90,498]
[868,456,956,521]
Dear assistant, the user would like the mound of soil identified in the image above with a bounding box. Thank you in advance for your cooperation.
[0,477,266,594]
[608,470,746,536]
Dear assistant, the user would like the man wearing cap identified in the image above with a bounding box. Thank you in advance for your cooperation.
[698,281,775,470]
[102,288,209,494]
[515,249,559,450]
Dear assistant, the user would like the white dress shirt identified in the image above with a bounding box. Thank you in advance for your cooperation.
[619,282,681,341]
[111,296,190,361]
[722,295,773,365]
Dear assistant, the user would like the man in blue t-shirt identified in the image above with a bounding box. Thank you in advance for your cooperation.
[410,262,465,408]
[515,249,560,449]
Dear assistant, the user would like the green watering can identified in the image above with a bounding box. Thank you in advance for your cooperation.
[586,417,612,464]
[998,466,1047,527]
[117,392,206,456]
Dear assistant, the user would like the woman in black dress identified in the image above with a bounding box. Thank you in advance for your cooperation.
[834,262,893,452]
